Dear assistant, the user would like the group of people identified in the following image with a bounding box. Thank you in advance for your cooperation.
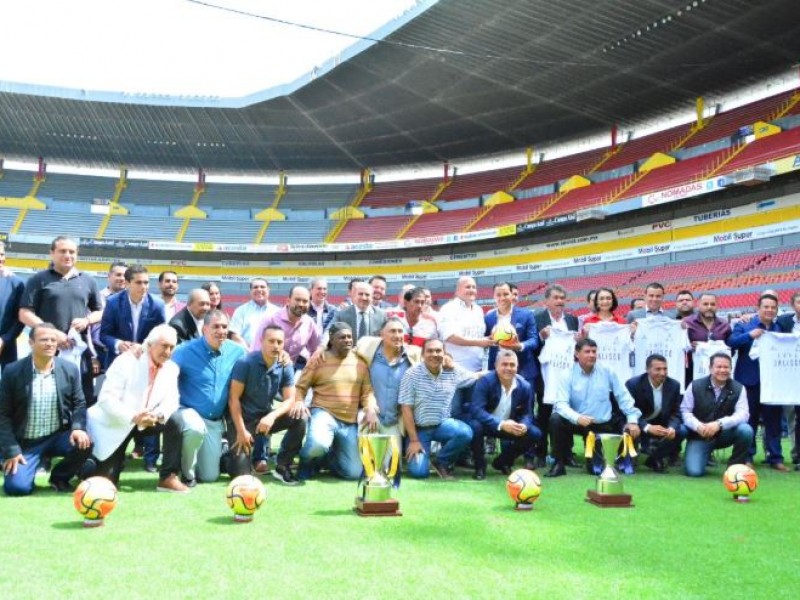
[1,236,798,497]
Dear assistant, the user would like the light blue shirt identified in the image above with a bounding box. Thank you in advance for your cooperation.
[369,343,413,427]
[171,337,246,420]
[229,300,279,346]
[554,362,641,425]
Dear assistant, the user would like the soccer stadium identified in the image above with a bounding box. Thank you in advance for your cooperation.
[1,1,799,598]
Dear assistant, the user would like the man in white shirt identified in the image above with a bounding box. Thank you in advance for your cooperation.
[229,278,279,346]
[438,276,494,372]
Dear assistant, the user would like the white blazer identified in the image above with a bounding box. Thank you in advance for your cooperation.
[88,352,180,461]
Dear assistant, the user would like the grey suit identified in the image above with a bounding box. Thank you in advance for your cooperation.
[333,306,387,340]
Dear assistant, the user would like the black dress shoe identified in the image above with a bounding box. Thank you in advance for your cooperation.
[545,462,567,478]
[491,457,512,476]
[644,456,668,473]
[181,477,197,488]
[49,479,74,493]
[472,468,486,481]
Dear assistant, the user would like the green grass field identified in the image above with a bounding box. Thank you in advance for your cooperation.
[2,446,799,600]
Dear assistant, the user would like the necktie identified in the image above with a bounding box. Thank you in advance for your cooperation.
[358,311,367,339]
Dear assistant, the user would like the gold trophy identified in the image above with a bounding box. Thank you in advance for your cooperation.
[355,434,402,517]
[586,433,634,508]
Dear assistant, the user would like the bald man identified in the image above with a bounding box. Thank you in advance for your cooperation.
[169,289,211,345]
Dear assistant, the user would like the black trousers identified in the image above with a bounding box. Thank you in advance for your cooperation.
[93,423,167,485]
[549,413,625,463]
[226,413,306,477]
[469,419,542,470]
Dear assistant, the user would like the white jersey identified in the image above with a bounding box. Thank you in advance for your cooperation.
[751,332,800,405]
[587,321,633,385]
[438,298,486,372]
[539,328,576,405]
[633,317,691,393]
[693,340,731,381]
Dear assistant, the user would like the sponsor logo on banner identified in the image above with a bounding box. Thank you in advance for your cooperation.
[642,177,725,207]
[497,224,516,237]
[370,258,402,265]
[418,256,433,262]
[78,237,149,250]
[451,253,477,260]
[192,242,216,252]
[692,209,731,223]
[149,241,193,251]
[516,213,577,233]
[651,221,672,230]
[221,260,250,266]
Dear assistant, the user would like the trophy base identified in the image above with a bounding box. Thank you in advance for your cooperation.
[354,497,402,517]
[733,495,750,503]
[586,490,634,508]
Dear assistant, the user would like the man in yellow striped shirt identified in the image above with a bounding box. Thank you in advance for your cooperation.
[296,322,378,480]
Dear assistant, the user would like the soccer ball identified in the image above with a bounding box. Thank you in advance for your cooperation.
[226,475,266,522]
[73,476,118,527]
[723,464,758,502]
[493,323,517,346]
[506,469,541,510]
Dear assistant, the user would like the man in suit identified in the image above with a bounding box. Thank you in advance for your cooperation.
[0,242,25,368]
[625,354,685,473]
[776,291,800,470]
[0,323,91,495]
[169,289,211,345]
[334,281,387,341]
[728,292,787,470]
[307,277,337,333]
[533,283,579,467]
[100,264,166,367]
[626,282,677,322]
[485,282,538,385]
[86,325,180,487]
[468,350,541,480]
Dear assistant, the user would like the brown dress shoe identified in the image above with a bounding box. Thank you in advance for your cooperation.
[769,463,790,472]
[157,474,190,494]
[253,460,270,474]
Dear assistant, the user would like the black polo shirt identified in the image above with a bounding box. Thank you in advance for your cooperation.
[21,268,102,334]
[231,351,295,422]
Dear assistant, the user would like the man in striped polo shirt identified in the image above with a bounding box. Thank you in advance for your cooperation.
[400,338,479,480]
[296,322,379,480]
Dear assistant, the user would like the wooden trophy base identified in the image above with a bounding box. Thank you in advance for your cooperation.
[354,497,402,517]
[586,490,634,508]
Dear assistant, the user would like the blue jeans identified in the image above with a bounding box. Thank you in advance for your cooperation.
[3,430,91,496]
[408,418,473,479]
[299,408,362,480]
[684,423,753,477]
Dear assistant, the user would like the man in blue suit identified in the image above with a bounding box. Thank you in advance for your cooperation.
[100,264,166,368]
[484,282,539,384]
[468,349,541,480]
[727,293,787,470]
[0,242,25,368]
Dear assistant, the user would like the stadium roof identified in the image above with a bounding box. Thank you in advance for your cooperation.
[1,0,800,174]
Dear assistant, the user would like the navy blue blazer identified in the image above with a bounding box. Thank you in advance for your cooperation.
[469,372,536,432]
[100,291,166,366]
[485,306,539,380]
[625,373,682,432]
[0,274,25,366]
[0,356,86,458]
[727,318,784,387]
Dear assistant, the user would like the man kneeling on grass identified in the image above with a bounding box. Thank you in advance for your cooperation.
[680,352,752,477]
[296,322,378,480]
[399,338,478,480]
[1,323,91,495]
[228,325,306,485]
